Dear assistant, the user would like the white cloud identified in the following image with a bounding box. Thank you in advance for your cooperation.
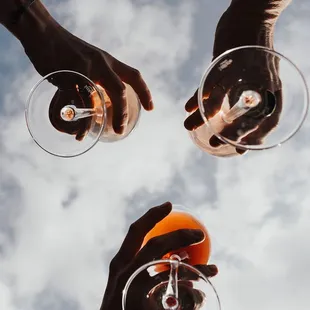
[1,1,310,310]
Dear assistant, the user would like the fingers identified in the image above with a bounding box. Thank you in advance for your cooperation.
[132,229,204,268]
[112,59,153,111]
[239,113,279,146]
[203,86,226,116]
[184,86,225,131]
[184,109,204,131]
[98,65,128,134]
[239,129,263,146]
[48,89,92,140]
[142,280,206,309]
[209,135,225,147]
[110,202,172,270]
[238,90,282,146]
[195,264,218,278]
[128,263,218,306]
[121,229,205,301]
[221,117,258,142]
[145,264,218,290]
[209,117,257,154]
[153,264,218,284]
[185,89,199,112]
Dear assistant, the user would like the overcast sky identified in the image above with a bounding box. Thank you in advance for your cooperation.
[0,0,310,310]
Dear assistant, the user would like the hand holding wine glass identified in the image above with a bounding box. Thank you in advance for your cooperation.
[99,202,218,310]
[184,47,282,153]
[26,21,153,136]
[183,0,308,157]
[2,0,153,136]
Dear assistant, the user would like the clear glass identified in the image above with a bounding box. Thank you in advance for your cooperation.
[122,205,220,310]
[122,259,221,310]
[142,205,212,266]
[25,70,141,157]
[189,45,309,157]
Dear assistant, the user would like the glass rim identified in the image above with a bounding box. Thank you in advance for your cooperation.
[122,259,221,310]
[197,45,310,151]
[25,69,107,158]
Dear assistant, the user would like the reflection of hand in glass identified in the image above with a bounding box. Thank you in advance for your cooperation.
[99,202,218,310]
[184,0,290,151]
[147,280,208,310]
[1,1,153,135]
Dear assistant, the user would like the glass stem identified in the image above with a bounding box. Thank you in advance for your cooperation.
[60,104,96,122]
[221,90,261,123]
[162,255,180,310]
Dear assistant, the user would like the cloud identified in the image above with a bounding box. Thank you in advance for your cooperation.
[0,1,199,309]
[1,0,310,310]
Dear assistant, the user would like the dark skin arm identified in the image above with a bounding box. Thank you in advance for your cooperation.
[100,202,218,310]
[184,0,291,149]
[1,0,153,135]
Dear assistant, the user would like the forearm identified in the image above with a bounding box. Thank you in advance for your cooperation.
[0,0,19,24]
[229,0,292,24]
[213,0,291,56]
[1,0,59,48]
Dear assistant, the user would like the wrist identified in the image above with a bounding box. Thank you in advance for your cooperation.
[229,0,291,24]
[213,1,284,57]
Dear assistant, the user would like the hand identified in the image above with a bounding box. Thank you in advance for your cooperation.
[147,280,209,310]
[184,4,283,152]
[99,202,218,310]
[23,19,153,136]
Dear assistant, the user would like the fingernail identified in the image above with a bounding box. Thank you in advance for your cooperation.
[157,202,172,212]
[191,229,204,241]
[149,100,154,110]
[183,119,189,130]
[114,125,125,134]
[209,136,223,147]
[184,120,194,131]
[208,264,218,274]
[159,201,172,208]
[236,148,247,155]
[185,105,193,113]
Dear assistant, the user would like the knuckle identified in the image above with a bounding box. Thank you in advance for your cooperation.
[144,235,159,249]
[130,68,142,79]
[177,229,194,244]
[128,222,139,236]
[176,229,188,239]
[82,58,92,73]
[121,111,128,120]
[145,205,157,215]
[145,207,158,219]
[109,255,121,271]
[93,50,105,63]
[114,82,126,96]
[113,103,128,123]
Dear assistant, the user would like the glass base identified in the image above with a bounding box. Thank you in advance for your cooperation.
[189,126,241,157]
[147,280,206,310]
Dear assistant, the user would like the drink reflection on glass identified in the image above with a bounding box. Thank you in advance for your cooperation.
[188,45,309,157]
[122,205,221,310]
[88,83,140,142]
[142,209,211,268]
[25,70,141,157]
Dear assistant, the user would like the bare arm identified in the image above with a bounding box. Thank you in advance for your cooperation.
[0,0,153,134]
[0,0,56,45]
[213,0,292,56]
[184,0,291,137]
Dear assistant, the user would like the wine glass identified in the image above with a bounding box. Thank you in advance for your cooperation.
[122,205,221,310]
[189,45,309,157]
[25,70,141,157]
